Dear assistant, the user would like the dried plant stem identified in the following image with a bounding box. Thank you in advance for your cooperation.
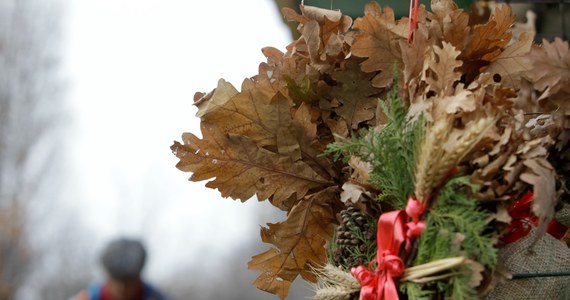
[313,264,360,300]
[313,257,470,299]
[414,116,495,202]
[401,256,467,282]
[414,117,449,201]
[436,117,496,184]
[314,286,355,300]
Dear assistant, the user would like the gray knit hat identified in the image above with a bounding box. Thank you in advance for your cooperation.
[101,238,146,280]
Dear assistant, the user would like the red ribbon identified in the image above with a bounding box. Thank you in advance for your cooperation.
[405,197,426,252]
[351,198,426,300]
[501,191,569,244]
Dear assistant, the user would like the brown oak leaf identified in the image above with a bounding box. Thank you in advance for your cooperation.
[400,25,432,94]
[340,182,372,204]
[431,0,469,49]
[351,2,407,88]
[200,78,294,150]
[283,5,351,69]
[319,15,352,63]
[303,20,321,63]
[424,42,463,97]
[194,79,238,118]
[520,157,557,227]
[433,87,476,117]
[330,58,383,129]
[248,187,337,299]
[292,102,336,180]
[259,47,318,104]
[462,4,515,81]
[525,38,570,101]
[484,31,533,89]
[171,125,333,209]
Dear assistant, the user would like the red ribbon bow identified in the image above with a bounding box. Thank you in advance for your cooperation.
[351,198,426,300]
[501,191,569,244]
[405,197,426,252]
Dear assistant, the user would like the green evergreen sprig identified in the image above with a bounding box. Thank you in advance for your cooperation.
[406,176,498,299]
[324,84,423,209]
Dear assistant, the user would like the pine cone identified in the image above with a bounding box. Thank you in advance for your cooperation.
[333,206,376,269]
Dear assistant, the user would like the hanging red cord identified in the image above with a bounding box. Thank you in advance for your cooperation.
[408,0,419,43]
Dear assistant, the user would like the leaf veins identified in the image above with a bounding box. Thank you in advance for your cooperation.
[248,187,337,299]
[351,2,407,88]
[171,125,332,209]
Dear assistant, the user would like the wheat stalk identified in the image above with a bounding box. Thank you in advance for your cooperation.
[314,286,355,300]
[313,264,360,288]
[436,117,496,182]
[312,264,360,300]
[414,117,450,201]
[414,116,495,202]
[401,256,467,282]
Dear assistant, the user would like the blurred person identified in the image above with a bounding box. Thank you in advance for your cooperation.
[71,238,167,300]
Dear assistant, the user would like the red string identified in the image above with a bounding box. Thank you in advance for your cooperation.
[408,0,419,43]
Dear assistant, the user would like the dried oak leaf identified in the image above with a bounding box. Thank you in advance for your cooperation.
[283,5,351,69]
[303,20,322,63]
[340,182,371,204]
[484,31,533,89]
[520,157,557,228]
[330,57,383,129]
[462,4,515,81]
[351,2,407,88]
[292,102,336,180]
[430,0,470,49]
[433,87,477,118]
[194,79,238,118]
[424,42,463,97]
[525,38,570,105]
[400,25,432,94]
[259,47,318,104]
[171,125,332,208]
[200,78,295,151]
[248,187,337,299]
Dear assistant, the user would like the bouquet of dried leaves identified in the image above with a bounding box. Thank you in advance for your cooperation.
[171,0,570,299]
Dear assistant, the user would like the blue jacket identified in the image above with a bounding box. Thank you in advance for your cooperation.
[85,281,167,300]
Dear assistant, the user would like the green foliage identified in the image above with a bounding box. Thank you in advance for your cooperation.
[408,176,497,299]
[327,211,377,268]
[400,282,434,300]
[324,84,424,209]
[449,270,479,300]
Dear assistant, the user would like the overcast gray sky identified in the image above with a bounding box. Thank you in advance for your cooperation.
[62,0,291,281]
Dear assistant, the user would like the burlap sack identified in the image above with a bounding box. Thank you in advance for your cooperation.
[555,202,570,228]
[485,226,570,300]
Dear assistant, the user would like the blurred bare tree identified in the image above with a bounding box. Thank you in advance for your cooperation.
[0,0,68,298]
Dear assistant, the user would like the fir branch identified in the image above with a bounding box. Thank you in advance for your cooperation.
[368,89,424,208]
[344,224,377,265]
[324,83,424,209]
[400,282,434,300]
[449,270,479,300]
[323,132,365,164]
[409,176,497,300]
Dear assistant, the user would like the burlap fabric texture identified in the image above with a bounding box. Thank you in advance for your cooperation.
[485,224,570,300]
[555,202,570,228]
